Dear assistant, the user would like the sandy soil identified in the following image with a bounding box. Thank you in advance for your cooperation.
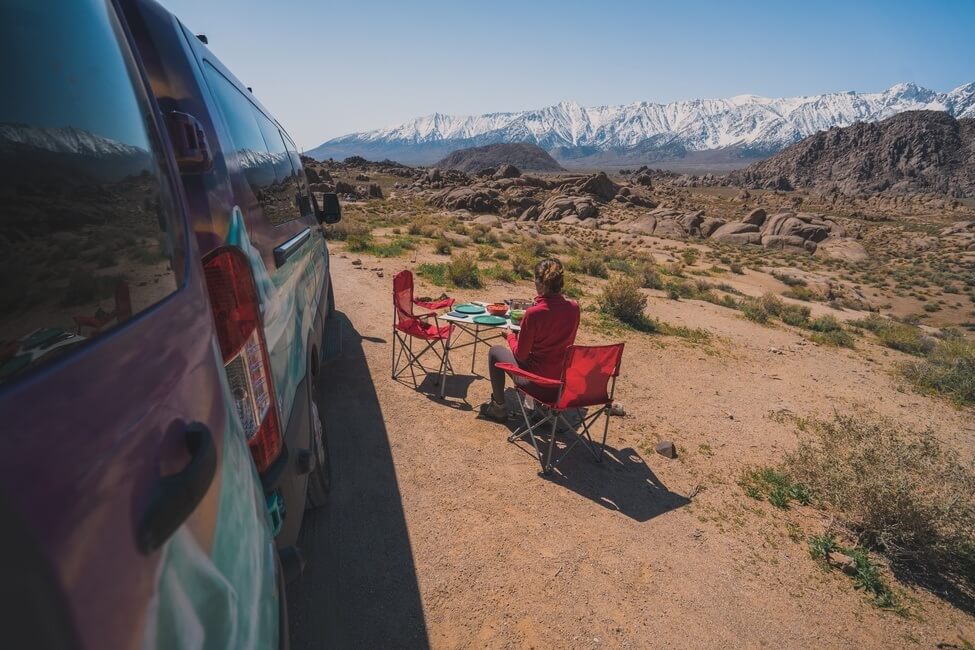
[288,248,974,649]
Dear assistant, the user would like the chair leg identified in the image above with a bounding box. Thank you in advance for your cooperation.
[542,415,559,474]
[597,410,610,463]
[390,329,397,378]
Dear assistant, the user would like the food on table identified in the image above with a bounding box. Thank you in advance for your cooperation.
[509,309,525,324]
[487,303,509,316]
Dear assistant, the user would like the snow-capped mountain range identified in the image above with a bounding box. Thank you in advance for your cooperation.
[308,82,975,167]
[0,123,147,158]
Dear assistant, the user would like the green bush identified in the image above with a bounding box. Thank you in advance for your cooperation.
[851,314,933,355]
[568,251,609,279]
[901,337,975,405]
[434,234,452,255]
[810,329,855,348]
[640,262,664,290]
[787,413,975,595]
[447,252,482,289]
[510,248,536,279]
[483,264,517,283]
[598,275,647,326]
[739,466,811,509]
[807,315,843,332]
[780,303,811,327]
[345,232,373,252]
[741,302,770,324]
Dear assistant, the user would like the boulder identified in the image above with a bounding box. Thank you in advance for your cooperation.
[654,219,688,239]
[366,183,383,199]
[699,217,727,237]
[334,180,356,195]
[578,218,599,229]
[676,211,705,236]
[426,168,442,182]
[433,186,501,213]
[762,234,816,253]
[354,173,370,181]
[537,195,598,221]
[575,171,620,201]
[493,163,521,179]
[519,205,540,221]
[443,231,471,246]
[622,215,657,235]
[709,222,762,245]
[655,441,677,459]
[473,214,502,228]
[814,238,869,262]
[633,173,653,187]
[560,215,582,226]
[743,208,767,226]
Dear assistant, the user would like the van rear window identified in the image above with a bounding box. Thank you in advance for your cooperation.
[0,0,183,385]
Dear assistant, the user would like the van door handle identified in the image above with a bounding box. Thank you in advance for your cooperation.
[273,228,311,267]
[137,423,217,554]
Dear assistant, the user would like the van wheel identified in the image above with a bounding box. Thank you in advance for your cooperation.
[306,398,331,508]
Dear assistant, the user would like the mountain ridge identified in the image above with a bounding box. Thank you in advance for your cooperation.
[726,110,975,197]
[308,83,975,167]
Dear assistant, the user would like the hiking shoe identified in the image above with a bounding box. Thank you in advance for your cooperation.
[478,400,508,422]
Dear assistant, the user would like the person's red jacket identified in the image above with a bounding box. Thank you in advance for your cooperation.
[507,294,580,380]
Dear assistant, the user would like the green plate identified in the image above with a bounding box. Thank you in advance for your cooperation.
[472,315,506,326]
[454,303,486,315]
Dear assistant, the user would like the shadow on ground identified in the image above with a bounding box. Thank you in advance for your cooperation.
[287,312,429,649]
[501,404,689,522]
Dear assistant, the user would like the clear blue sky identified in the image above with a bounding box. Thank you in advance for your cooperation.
[158,0,975,150]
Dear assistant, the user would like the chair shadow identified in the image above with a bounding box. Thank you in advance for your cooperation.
[501,405,689,523]
[287,311,430,649]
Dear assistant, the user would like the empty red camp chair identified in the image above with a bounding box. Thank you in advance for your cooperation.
[496,343,624,474]
[72,281,132,334]
[391,270,455,387]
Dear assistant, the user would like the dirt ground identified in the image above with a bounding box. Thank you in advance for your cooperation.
[287,249,975,649]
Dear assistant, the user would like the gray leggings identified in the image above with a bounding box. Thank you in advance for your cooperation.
[487,345,558,405]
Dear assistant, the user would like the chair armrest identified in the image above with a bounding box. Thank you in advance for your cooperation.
[415,297,455,310]
[493,362,563,387]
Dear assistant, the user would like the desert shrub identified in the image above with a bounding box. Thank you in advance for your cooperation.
[740,466,811,509]
[447,252,482,289]
[510,248,536,279]
[866,318,933,355]
[740,302,770,324]
[568,251,608,279]
[901,337,975,405]
[810,329,855,348]
[664,279,695,300]
[324,217,369,241]
[729,262,745,275]
[783,286,820,302]
[416,263,448,287]
[598,275,647,326]
[780,303,811,327]
[639,262,664,290]
[483,264,517,283]
[434,234,452,255]
[681,248,699,266]
[808,534,902,611]
[757,293,786,317]
[407,220,424,236]
[807,314,842,332]
[368,237,414,257]
[345,232,373,252]
[773,271,806,287]
[787,413,975,594]
[493,250,509,261]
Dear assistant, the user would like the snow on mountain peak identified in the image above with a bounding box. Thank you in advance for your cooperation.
[314,83,975,163]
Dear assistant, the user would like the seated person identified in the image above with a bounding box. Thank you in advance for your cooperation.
[479,258,580,422]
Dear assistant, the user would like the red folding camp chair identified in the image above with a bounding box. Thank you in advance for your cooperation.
[496,343,624,474]
[391,270,456,388]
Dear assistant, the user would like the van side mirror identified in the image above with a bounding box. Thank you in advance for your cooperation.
[321,192,341,224]
[164,111,212,173]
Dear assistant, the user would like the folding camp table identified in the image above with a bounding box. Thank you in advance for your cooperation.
[439,302,520,397]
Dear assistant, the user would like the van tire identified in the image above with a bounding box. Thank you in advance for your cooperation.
[305,398,331,509]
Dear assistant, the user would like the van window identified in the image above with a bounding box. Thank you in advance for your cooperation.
[282,133,313,217]
[203,63,302,226]
[0,0,183,386]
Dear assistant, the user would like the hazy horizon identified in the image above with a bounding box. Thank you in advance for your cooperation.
[158,0,975,150]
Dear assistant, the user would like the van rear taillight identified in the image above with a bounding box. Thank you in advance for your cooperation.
[204,249,282,472]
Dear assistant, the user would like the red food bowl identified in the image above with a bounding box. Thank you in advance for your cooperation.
[487,303,508,316]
